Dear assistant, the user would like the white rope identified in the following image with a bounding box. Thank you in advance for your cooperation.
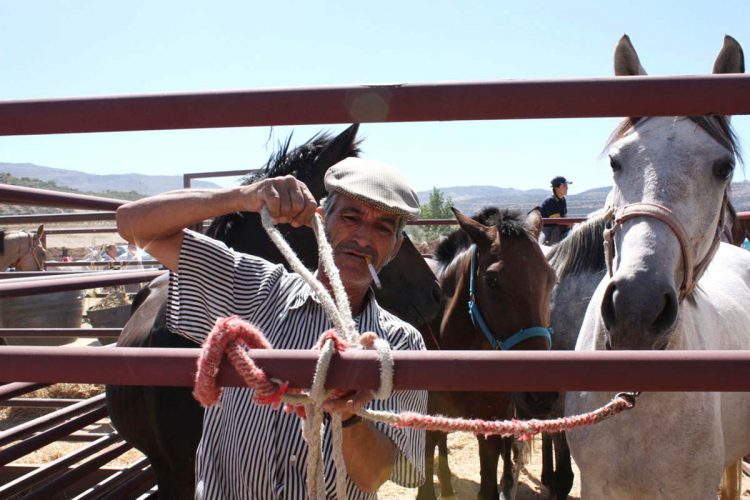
[260,210,348,336]
[312,215,358,343]
[260,208,394,500]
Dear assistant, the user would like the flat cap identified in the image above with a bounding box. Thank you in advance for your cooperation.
[324,157,421,219]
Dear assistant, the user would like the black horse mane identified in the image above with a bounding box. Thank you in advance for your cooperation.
[205,129,360,259]
[546,209,610,279]
[434,207,529,268]
[241,131,361,186]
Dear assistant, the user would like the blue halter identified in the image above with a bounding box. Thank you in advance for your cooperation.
[467,244,553,351]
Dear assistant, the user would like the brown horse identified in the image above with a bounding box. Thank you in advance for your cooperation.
[106,125,443,499]
[0,225,46,272]
[417,207,557,500]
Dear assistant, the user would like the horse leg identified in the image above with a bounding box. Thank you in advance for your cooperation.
[437,432,455,497]
[552,432,574,500]
[541,432,554,490]
[416,430,439,500]
[497,436,517,500]
[477,435,502,500]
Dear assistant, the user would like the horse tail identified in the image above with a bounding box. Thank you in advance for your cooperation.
[718,460,742,500]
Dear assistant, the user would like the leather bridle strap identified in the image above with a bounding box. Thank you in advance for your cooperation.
[603,192,726,302]
[22,232,46,271]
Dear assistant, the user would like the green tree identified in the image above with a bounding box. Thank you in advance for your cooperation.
[409,187,454,243]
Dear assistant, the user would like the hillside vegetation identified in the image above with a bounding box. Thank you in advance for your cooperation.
[0,173,145,215]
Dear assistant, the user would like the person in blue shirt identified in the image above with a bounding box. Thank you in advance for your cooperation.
[538,176,572,244]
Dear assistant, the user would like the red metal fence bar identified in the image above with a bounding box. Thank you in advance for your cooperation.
[0,269,164,298]
[80,458,154,500]
[0,433,121,498]
[0,184,124,210]
[0,405,108,467]
[2,398,85,408]
[0,212,117,224]
[0,383,50,402]
[45,261,160,268]
[1,346,750,392]
[18,440,130,499]
[0,328,121,339]
[0,394,105,447]
[44,227,120,235]
[1,75,749,136]
[183,168,260,188]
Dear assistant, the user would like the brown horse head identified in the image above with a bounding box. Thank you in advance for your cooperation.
[1,225,46,272]
[434,207,557,417]
[437,208,555,351]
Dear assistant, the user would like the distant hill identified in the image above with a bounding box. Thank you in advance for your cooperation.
[3,162,749,217]
[0,163,221,196]
[418,182,750,215]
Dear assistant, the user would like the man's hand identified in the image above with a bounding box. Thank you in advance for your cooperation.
[321,389,374,422]
[244,175,318,227]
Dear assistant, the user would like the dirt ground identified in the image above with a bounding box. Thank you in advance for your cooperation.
[379,433,581,499]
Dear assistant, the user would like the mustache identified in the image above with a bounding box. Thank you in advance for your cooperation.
[334,242,376,261]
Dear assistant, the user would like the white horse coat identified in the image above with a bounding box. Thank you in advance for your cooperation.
[566,35,750,499]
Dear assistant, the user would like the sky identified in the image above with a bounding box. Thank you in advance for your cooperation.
[1,1,749,195]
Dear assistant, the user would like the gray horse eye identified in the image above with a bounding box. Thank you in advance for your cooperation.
[609,155,622,172]
[712,158,734,181]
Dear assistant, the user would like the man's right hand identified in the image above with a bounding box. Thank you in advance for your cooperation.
[116,176,319,272]
[243,175,318,227]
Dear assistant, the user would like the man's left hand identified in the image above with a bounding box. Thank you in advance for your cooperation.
[321,389,374,422]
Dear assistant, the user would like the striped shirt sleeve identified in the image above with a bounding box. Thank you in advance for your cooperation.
[166,229,286,344]
[371,320,428,488]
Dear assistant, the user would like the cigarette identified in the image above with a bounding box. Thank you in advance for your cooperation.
[364,256,382,289]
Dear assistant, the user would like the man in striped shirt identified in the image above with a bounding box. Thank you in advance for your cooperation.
[116,157,427,499]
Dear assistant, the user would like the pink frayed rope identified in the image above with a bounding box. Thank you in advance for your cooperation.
[193,315,636,441]
[193,316,289,409]
[393,396,634,441]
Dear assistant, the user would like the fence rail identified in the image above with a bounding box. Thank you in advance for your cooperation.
[1,75,749,135]
[1,346,749,392]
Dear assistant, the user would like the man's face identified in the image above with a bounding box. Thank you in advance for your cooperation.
[321,195,403,289]
[555,183,569,197]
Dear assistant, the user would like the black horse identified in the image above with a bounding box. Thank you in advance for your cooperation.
[106,124,442,499]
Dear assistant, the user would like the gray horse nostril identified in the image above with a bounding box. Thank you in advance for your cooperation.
[601,282,617,330]
[652,290,678,331]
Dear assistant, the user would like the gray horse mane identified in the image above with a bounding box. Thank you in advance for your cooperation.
[546,209,610,279]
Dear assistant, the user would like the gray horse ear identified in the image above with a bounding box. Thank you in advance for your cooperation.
[307,124,361,200]
[713,35,745,74]
[614,34,648,76]
[452,207,493,247]
[525,208,543,241]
